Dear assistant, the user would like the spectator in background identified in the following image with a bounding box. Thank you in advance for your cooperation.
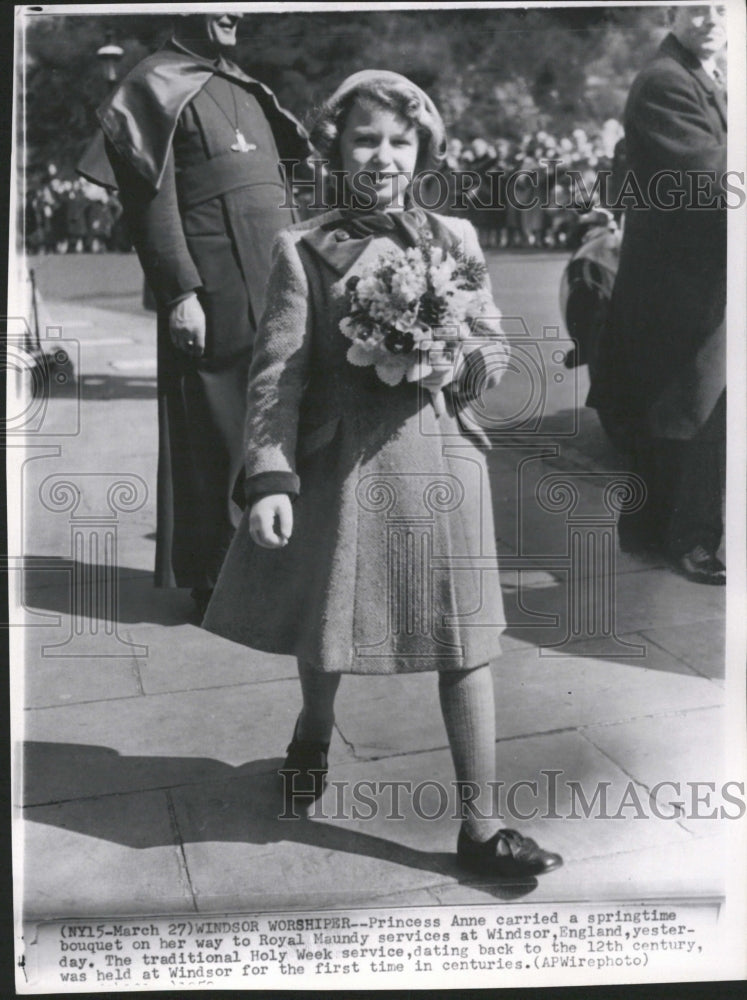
[466,137,498,247]
[65,179,89,253]
[587,3,727,584]
[81,179,122,252]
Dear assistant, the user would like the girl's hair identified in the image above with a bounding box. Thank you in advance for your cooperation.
[308,71,447,176]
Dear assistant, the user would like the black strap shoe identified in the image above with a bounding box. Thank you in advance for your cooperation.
[457,826,563,878]
[675,546,725,585]
[279,720,329,805]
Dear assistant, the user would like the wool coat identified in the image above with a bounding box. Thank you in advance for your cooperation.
[202,210,509,674]
[586,33,727,445]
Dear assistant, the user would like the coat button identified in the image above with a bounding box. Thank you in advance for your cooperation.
[334,229,351,242]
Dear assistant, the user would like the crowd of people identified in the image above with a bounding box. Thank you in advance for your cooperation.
[24,164,127,254]
[442,120,624,250]
[25,119,624,256]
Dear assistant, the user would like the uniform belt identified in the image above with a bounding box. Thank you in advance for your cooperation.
[176,151,286,210]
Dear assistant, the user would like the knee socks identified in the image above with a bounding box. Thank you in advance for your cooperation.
[293,659,500,842]
[295,660,340,745]
[438,664,500,842]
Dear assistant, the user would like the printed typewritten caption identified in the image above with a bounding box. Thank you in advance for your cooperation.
[20,902,723,992]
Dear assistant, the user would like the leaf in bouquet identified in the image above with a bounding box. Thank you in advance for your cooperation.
[418,288,448,328]
[416,233,434,264]
[454,254,488,291]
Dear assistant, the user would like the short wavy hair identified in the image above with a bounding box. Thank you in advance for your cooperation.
[308,70,447,178]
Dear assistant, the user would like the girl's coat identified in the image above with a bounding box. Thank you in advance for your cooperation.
[203,209,509,674]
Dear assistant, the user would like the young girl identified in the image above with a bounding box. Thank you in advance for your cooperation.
[203,70,562,878]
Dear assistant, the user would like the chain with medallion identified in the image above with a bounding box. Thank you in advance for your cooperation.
[201,77,258,153]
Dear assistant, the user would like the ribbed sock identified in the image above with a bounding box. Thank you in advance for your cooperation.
[438,664,501,843]
[295,660,341,745]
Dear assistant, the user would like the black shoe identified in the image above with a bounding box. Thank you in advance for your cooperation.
[674,546,725,585]
[279,720,329,805]
[457,827,563,878]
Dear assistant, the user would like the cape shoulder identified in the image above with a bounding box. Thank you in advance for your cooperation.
[97,42,311,193]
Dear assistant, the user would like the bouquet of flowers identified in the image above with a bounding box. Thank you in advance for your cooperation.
[335,239,499,416]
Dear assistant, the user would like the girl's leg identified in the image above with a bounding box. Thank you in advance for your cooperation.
[295,659,341,745]
[438,664,500,842]
[439,664,563,875]
[281,661,341,806]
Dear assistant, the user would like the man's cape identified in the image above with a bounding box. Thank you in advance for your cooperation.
[77,40,311,193]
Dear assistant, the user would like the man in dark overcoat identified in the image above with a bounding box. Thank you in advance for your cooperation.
[587,4,727,584]
[91,13,311,613]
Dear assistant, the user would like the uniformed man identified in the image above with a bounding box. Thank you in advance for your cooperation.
[93,13,312,614]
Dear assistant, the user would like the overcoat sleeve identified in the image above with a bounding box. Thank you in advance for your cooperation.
[242,230,312,503]
[449,217,510,394]
[628,67,726,174]
[105,138,202,308]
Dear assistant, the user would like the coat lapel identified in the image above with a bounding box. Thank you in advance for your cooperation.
[299,209,461,278]
[659,33,727,131]
[299,219,377,277]
[692,65,727,129]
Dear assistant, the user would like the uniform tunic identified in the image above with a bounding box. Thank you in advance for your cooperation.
[203,210,508,674]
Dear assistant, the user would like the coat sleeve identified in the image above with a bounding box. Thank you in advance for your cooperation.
[242,230,312,503]
[627,66,726,174]
[451,217,511,394]
[105,138,202,308]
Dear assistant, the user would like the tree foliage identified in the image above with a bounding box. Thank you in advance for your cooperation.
[22,7,668,175]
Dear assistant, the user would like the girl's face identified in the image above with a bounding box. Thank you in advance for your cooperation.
[339,99,420,210]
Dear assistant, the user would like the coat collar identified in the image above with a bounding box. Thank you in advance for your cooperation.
[659,33,727,128]
[299,208,460,277]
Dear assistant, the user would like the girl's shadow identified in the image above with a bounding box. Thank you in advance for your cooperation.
[23,741,539,906]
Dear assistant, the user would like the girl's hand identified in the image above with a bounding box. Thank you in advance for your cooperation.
[249,494,293,548]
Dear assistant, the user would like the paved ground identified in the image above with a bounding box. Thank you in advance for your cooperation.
[14,251,730,922]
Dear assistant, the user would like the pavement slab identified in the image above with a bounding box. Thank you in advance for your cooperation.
[491,646,722,738]
[580,707,728,832]
[21,644,142,709]
[171,771,457,914]
[133,626,297,696]
[23,678,361,804]
[498,566,725,651]
[170,729,694,914]
[23,790,194,919]
[329,645,721,762]
[641,620,725,683]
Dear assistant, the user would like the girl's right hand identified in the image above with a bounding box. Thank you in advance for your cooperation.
[249,494,293,548]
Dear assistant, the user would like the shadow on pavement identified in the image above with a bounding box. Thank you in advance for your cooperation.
[23,742,539,904]
[20,555,723,670]
[22,557,195,627]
